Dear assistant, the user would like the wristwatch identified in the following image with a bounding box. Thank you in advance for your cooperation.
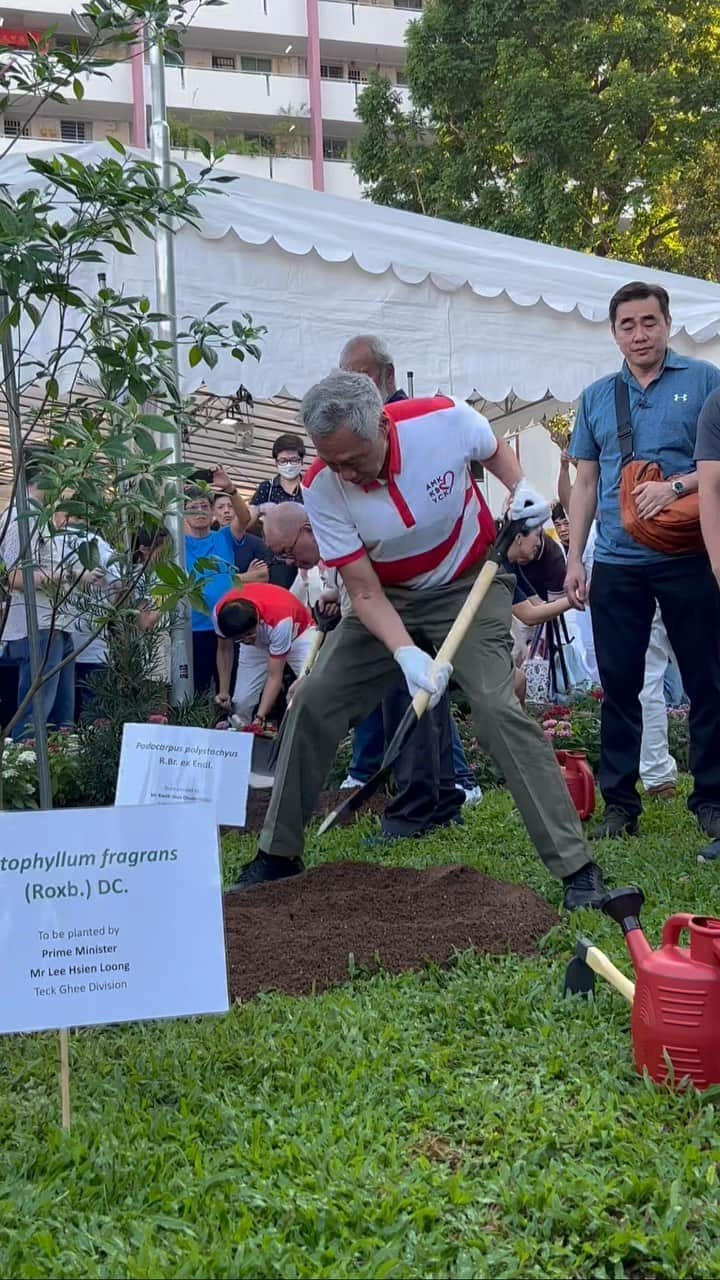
[671,480,686,497]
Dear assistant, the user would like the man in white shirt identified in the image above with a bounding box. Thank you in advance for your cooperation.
[233,372,605,910]
[0,459,98,739]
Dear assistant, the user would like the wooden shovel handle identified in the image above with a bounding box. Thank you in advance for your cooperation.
[409,559,501,718]
[585,945,635,1003]
[301,628,324,678]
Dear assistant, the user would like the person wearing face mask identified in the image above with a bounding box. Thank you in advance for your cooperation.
[251,433,306,589]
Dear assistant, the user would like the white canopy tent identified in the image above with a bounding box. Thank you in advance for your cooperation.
[2,142,720,408]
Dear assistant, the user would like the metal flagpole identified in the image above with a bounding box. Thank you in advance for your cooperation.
[0,293,53,808]
[148,34,194,703]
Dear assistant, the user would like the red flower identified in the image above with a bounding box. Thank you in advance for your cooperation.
[591,689,604,701]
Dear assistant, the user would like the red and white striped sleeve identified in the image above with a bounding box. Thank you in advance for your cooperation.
[453,400,499,463]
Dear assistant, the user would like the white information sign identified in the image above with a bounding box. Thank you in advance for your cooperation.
[0,804,229,1035]
[114,723,252,826]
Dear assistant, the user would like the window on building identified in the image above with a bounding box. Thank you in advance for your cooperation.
[3,118,30,137]
[243,131,274,155]
[212,54,236,71]
[323,137,349,161]
[394,0,423,8]
[395,68,408,86]
[240,55,272,75]
[320,63,344,80]
[60,120,91,142]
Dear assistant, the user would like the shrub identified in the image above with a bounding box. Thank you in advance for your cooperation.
[1,731,84,810]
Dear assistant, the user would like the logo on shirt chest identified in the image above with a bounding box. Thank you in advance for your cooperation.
[674,393,688,403]
[426,470,455,503]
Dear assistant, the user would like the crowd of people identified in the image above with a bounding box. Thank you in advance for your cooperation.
[2,280,720,892]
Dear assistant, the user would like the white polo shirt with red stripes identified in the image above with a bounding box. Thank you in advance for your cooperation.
[301,397,499,590]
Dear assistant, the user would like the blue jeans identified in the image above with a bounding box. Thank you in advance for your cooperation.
[663,656,687,708]
[7,629,75,740]
[350,697,475,790]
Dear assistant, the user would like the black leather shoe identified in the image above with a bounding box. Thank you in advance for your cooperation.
[590,806,639,840]
[562,861,606,911]
[696,804,720,842]
[229,850,305,890]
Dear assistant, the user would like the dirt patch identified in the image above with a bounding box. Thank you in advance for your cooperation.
[241,788,386,835]
[223,861,557,1002]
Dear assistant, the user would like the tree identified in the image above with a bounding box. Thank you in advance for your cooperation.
[0,0,265,790]
[353,0,720,271]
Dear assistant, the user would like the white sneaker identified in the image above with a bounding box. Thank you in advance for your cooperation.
[461,785,483,806]
[340,774,364,790]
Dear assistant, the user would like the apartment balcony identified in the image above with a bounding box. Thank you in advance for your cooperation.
[162,66,309,121]
[319,0,419,54]
[170,147,362,196]
[322,158,362,198]
[170,148,313,187]
[4,136,362,198]
[4,59,133,114]
[321,76,409,124]
[189,0,307,41]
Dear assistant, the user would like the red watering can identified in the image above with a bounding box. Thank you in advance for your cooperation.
[555,750,595,821]
[602,888,720,1090]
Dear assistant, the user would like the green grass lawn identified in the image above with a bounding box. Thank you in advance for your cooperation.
[2,783,720,1279]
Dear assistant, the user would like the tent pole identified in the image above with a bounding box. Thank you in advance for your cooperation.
[148,36,194,705]
[0,293,53,807]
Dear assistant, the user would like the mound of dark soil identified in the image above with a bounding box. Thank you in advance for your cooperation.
[224,861,557,1001]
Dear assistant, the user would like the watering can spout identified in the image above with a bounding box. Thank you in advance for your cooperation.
[601,887,650,972]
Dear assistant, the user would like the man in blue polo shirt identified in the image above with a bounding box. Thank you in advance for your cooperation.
[566,280,720,842]
[184,468,272,697]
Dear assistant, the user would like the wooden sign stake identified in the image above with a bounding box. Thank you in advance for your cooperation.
[59,1028,71,1132]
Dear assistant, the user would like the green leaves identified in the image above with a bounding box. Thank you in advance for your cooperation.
[138,413,177,434]
[354,0,720,272]
[0,0,267,687]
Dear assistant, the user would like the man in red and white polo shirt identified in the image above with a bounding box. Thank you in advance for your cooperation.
[213,583,316,726]
[232,371,605,910]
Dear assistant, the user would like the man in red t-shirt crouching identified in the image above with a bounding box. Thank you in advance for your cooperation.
[214,583,317,726]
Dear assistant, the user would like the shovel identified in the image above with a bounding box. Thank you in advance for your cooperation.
[563,936,635,1003]
[317,516,528,836]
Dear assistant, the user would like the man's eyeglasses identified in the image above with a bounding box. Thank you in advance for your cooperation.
[276,527,304,562]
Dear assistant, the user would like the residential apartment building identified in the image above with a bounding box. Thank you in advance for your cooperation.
[0,0,421,198]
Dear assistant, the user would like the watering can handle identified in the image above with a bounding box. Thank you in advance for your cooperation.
[661,913,694,948]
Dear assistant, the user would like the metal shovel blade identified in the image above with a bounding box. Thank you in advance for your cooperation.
[317,701,420,835]
[563,954,596,999]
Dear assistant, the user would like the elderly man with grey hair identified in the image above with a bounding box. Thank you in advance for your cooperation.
[340,333,481,811]
[232,371,606,911]
[263,501,473,841]
[339,335,403,404]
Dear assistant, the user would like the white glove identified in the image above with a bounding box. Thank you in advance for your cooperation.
[510,478,550,530]
[393,645,452,709]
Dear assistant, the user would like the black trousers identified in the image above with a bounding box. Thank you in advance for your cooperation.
[381,682,463,837]
[193,630,218,695]
[590,555,720,817]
